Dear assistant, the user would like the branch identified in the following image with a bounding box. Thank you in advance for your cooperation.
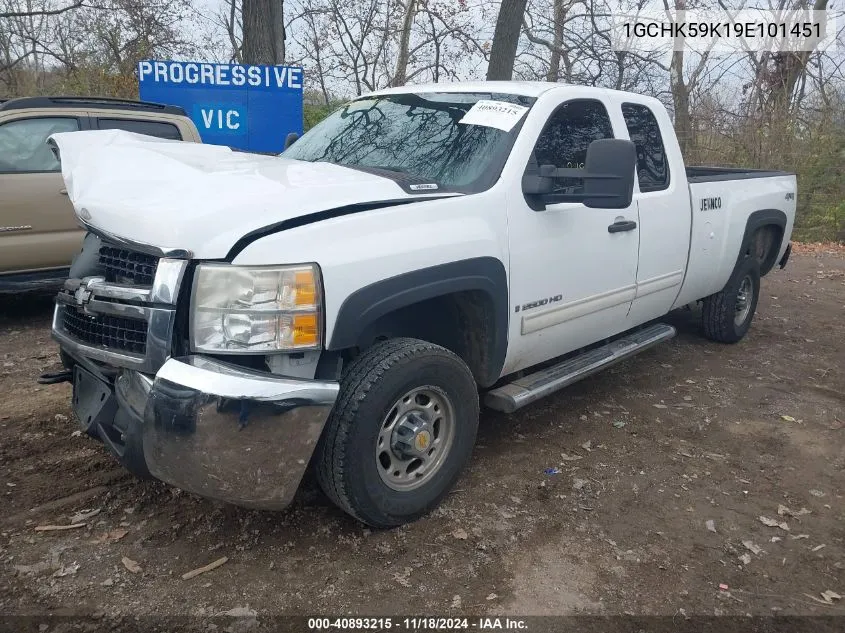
[0,1,83,19]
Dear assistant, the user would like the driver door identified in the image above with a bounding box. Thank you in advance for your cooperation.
[502,98,640,375]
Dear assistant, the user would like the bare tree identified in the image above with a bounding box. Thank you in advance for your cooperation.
[0,0,80,19]
[392,0,415,86]
[242,0,285,64]
[487,0,528,80]
[218,0,243,63]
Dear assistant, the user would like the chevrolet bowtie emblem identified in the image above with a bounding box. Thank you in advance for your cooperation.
[73,277,104,311]
[74,284,93,307]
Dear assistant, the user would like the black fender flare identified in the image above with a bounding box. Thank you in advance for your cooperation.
[327,257,509,386]
[736,209,787,275]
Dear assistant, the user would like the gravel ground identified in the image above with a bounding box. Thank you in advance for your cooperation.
[0,248,842,624]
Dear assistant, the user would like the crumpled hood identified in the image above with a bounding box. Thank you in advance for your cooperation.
[50,129,425,259]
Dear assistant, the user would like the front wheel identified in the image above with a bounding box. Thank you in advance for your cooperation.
[701,256,761,343]
[314,338,479,528]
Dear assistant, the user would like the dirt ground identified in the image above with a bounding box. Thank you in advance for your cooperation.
[0,248,843,622]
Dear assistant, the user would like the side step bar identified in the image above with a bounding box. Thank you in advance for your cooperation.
[485,323,676,413]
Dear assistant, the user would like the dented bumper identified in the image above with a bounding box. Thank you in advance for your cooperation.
[117,355,338,509]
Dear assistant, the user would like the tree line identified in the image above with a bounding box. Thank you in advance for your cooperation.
[1,0,843,240]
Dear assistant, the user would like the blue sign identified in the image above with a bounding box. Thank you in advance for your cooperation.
[138,60,303,153]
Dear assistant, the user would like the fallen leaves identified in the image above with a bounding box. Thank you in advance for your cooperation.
[778,504,811,518]
[791,241,845,255]
[759,516,790,531]
[804,590,842,606]
[121,556,142,574]
[52,562,79,578]
[392,567,412,588]
[742,540,762,555]
[91,529,129,544]
[821,590,842,603]
[572,478,588,491]
[780,415,796,422]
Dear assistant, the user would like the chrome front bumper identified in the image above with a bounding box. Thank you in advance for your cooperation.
[118,356,339,510]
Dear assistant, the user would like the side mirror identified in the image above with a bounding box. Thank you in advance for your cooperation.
[581,139,636,209]
[284,132,299,150]
[522,138,637,210]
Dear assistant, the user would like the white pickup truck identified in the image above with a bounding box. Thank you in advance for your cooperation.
[46,81,795,527]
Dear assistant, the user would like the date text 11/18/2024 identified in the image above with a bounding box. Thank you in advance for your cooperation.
[307,617,529,630]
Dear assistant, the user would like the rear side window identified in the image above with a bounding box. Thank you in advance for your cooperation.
[97,118,182,140]
[621,103,669,192]
[530,99,614,194]
[0,117,79,173]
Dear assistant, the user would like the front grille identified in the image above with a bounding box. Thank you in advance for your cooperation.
[62,306,147,355]
[98,245,159,286]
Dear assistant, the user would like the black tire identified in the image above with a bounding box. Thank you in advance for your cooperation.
[702,256,761,343]
[315,338,479,528]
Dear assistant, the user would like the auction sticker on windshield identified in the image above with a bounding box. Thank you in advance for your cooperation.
[458,100,529,132]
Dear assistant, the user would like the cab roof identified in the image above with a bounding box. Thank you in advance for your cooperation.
[367,81,562,99]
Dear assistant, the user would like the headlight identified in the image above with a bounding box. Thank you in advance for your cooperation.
[191,263,322,353]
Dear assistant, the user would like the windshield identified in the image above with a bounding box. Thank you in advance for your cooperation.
[283,92,535,190]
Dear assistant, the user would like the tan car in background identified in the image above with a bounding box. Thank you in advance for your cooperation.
[0,96,201,292]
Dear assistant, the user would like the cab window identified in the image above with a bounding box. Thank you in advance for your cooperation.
[0,117,79,173]
[529,99,614,194]
[621,103,669,192]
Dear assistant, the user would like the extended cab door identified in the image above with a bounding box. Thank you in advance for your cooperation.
[502,96,640,375]
[0,113,86,275]
[621,99,691,323]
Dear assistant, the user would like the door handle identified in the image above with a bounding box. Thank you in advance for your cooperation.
[59,188,68,195]
[608,220,637,233]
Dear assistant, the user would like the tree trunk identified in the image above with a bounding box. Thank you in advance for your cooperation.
[668,0,690,156]
[392,0,416,86]
[770,0,828,112]
[486,0,528,80]
[546,0,565,82]
[670,49,691,156]
[242,0,285,65]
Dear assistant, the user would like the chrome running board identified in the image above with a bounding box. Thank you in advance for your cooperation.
[485,323,676,413]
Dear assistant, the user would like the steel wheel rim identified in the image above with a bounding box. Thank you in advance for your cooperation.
[734,274,753,326]
[375,385,456,492]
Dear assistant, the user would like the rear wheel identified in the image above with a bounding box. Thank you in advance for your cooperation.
[315,338,479,527]
[701,256,761,343]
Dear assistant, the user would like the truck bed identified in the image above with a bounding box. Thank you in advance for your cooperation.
[686,166,793,183]
[672,170,797,310]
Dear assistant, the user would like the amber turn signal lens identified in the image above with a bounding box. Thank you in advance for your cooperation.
[292,313,318,346]
[294,270,317,306]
